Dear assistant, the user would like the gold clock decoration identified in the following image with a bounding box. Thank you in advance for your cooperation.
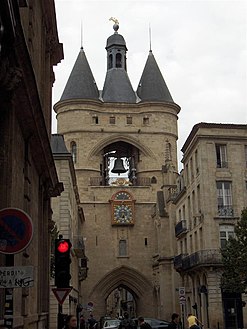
[110,191,135,226]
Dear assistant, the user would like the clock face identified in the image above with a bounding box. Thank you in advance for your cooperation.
[114,204,133,224]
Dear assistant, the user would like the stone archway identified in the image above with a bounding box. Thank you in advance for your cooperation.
[88,134,155,159]
[88,265,154,318]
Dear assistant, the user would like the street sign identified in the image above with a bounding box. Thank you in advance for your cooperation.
[179,287,185,296]
[0,208,33,254]
[0,266,34,288]
[52,287,72,305]
[179,296,186,305]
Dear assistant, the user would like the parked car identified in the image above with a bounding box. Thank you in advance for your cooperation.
[133,318,170,329]
[103,319,121,329]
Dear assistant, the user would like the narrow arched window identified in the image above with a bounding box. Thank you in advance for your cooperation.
[116,53,122,68]
[119,240,127,256]
[109,54,113,69]
[71,141,77,163]
[151,176,157,184]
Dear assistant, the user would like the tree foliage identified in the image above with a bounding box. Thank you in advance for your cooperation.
[221,208,247,293]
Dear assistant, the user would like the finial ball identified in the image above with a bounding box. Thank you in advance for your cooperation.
[113,23,119,32]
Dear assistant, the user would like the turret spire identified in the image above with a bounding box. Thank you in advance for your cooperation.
[102,19,136,103]
[60,48,99,101]
[137,51,174,102]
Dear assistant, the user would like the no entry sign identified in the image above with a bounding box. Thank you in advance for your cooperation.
[0,208,33,254]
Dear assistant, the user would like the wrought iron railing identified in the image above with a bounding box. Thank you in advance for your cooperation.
[89,176,151,186]
[217,161,228,168]
[218,205,234,217]
[174,249,222,271]
[167,186,186,203]
[175,220,187,237]
[72,236,85,258]
[90,177,104,186]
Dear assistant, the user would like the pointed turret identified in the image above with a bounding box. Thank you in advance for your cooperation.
[61,48,99,101]
[102,20,136,103]
[137,50,173,102]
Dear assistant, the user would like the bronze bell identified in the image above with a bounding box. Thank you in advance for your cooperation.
[112,158,127,174]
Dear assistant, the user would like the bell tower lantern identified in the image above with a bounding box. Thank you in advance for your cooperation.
[106,18,127,70]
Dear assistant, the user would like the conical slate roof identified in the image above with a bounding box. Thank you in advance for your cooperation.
[102,68,137,103]
[137,50,173,102]
[60,48,99,101]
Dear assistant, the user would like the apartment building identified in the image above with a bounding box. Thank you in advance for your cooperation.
[171,123,247,329]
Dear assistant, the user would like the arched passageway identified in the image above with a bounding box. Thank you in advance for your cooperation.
[88,266,154,319]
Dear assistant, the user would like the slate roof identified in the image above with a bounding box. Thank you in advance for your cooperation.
[106,33,127,49]
[51,134,70,155]
[136,50,174,103]
[102,68,137,103]
[60,48,99,101]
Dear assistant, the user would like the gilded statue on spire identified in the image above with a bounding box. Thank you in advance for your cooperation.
[109,17,119,25]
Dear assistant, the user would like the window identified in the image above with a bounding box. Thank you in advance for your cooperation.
[220,225,235,249]
[119,240,127,256]
[217,181,233,217]
[195,150,199,173]
[190,157,194,180]
[109,116,115,124]
[216,144,228,168]
[143,116,149,125]
[116,53,122,68]
[71,141,77,163]
[126,116,132,124]
[108,54,113,69]
[92,115,98,124]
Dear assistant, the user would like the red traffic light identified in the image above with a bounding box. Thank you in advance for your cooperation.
[57,240,70,253]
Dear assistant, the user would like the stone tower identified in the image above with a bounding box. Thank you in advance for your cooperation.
[54,21,181,319]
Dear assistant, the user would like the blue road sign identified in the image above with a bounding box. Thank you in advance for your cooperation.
[0,208,33,254]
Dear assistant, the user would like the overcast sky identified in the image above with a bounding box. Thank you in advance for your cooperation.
[52,0,247,163]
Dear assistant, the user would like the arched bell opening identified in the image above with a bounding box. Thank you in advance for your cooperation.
[102,141,139,186]
[105,285,137,319]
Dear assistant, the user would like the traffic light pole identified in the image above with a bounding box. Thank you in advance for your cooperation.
[57,304,64,329]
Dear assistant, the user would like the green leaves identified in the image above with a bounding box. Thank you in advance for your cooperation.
[221,208,247,293]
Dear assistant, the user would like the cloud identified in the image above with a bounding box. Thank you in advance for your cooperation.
[52,0,247,164]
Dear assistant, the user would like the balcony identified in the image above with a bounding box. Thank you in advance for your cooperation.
[174,253,188,270]
[217,161,228,168]
[218,205,234,217]
[89,176,151,186]
[72,236,85,258]
[174,249,223,271]
[175,220,188,237]
[167,186,186,203]
[78,257,88,281]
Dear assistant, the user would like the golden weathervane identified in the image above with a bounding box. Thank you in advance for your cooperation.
[109,17,119,25]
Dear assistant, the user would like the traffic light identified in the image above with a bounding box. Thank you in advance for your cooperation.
[55,238,72,288]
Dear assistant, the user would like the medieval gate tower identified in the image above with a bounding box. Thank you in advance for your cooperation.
[54,21,181,319]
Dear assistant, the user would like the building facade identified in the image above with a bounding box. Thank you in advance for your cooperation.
[172,123,247,329]
[54,20,247,329]
[50,134,87,329]
[0,1,63,328]
[54,22,181,320]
